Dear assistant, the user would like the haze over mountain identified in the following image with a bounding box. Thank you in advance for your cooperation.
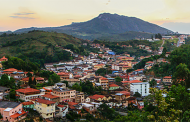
[3,13,173,40]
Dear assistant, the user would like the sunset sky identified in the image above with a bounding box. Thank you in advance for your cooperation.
[1,0,190,33]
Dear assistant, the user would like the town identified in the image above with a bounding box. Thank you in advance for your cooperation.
[0,34,189,121]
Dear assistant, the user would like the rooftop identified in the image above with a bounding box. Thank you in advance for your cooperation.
[0,101,20,108]
[16,88,40,94]
[31,98,56,105]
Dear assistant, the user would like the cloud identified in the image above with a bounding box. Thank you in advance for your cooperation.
[9,12,35,19]
[14,13,34,15]
[10,16,35,19]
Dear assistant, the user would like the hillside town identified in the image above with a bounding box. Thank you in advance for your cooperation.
[0,34,189,121]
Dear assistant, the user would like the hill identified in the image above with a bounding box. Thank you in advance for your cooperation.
[0,30,88,66]
[11,13,172,40]
[98,31,154,41]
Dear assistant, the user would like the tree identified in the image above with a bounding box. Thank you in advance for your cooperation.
[155,34,158,39]
[33,78,37,85]
[133,92,141,97]
[157,33,162,39]
[62,81,68,87]
[27,72,32,77]
[81,81,95,95]
[149,79,157,87]
[28,77,33,86]
[98,103,119,121]
[115,76,122,82]
[49,73,60,83]
[72,83,82,91]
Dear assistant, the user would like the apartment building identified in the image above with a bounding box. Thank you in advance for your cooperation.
[31,98,56,119]
[130,81,150,96]
[99,77,109,90]
[0,101,27,122]
[52,88,76,102]
[75,91,85,103]
[15,88,45,101]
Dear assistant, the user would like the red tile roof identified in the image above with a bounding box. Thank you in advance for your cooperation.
[16,88,40,94]
[122,80,142,84]
[10,110,27,119]
[21,77,35,81]
[119,91,130,96]
[42,94,59,99]
[164,76,172,79]
[3,68,18,72]
[146,61,154,64]
[57,104,65,107]
[57,72,69,76]
[99,77,108,80]
[31,98,56,105]
[22,101,34,105]
[36,77,44,81]
[109,84,119,87]
[89,94,105,100]
[135,69,144,72]
[68,102,78,106]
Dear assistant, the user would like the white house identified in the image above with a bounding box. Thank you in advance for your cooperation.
[130,81,149,96]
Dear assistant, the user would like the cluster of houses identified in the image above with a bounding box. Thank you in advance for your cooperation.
[0,42,174,121]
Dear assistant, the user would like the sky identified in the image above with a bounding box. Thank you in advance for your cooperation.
[1,0,190,33]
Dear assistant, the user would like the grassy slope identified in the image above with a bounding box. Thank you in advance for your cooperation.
[98,31,154,41]
[0,31,85,57]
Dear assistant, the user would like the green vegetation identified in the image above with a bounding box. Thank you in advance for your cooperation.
[0,30,88,67]
[2,56,39,71]
[95,68,112,76]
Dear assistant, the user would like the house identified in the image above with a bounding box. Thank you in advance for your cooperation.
[0,56,8,62]
[20,77,35,85]
[0,86,10,100]
[163,76,172,85]
[22,101,34,110]
[52,88,76,102]
[85,96,91,103]
[129,80,150,96]
[63,79,80,86]
[89,94,107,102]
[36,77,45,83]
[31,98,56,119]
[0,101,27,122]
[15,88,45,101]
[82,103,96,114]
[57,72,73,80]
[133,69,144,75]
[109,84,119,91]
[75,92,85,103]
[93,64,105,70]
[55,104,68,117]
[41,93,60,104]
[99,77,109,90]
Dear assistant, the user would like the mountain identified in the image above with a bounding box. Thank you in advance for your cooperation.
[10,13,173,40]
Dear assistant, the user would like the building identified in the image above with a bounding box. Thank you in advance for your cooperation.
[93,64,105,70]
[130,81,150,96]
[75,92,85,103]
[0,101,27,122]
[0,86,10,100]
[163,76,172,85]
[30,98,56,119]
[41,93,60,104]
[99,77,109,90]
[15,88,45,101]
[52,88,76,102]
[22,101,34,110]
[55,104,68,117]
[109,84,119,91]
